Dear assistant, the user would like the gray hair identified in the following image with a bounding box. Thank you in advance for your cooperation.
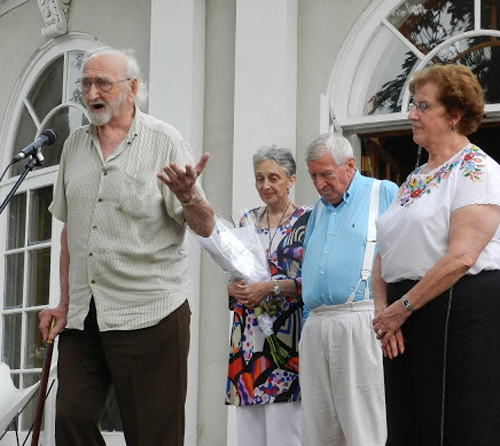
[304,133,353,165]
[252,145,296,177]
[83,47,149,109]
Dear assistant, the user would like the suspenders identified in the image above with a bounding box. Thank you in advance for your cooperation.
[347,180,381,303]
[314,180,381,303]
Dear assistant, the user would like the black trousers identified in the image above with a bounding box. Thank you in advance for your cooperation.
[55,299,190,446]
[384,271,500,446]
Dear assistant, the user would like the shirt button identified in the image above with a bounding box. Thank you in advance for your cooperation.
[103,171,108,176]
[93,226,97,230]
[98,198,103,202]
[320,271,324,275]
[91,280,95,284]
[89,253,93,257]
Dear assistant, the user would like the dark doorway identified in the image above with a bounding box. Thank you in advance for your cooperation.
[359,124,500,185]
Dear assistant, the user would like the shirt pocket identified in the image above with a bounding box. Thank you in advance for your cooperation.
[115,171,163,220]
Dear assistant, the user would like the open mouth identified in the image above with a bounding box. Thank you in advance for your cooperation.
[90,103,105,112]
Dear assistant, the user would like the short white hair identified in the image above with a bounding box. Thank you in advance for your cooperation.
[304,133,353,166]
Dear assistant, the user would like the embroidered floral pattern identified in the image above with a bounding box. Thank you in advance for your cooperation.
[397,145,485,207]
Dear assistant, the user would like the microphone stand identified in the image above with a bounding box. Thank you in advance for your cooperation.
[0,150,44,214]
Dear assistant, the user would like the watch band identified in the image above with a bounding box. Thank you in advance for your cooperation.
[272,279,280,296]
[401,294,415,313]
[181,192,198,207]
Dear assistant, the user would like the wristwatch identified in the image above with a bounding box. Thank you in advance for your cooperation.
[401,294,415,313]
[272,279,281,296]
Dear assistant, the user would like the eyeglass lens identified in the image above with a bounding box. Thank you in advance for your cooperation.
[77,78,114,93]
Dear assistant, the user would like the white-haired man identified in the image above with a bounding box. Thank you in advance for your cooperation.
[300,133,398,446]
[39,48,214,446]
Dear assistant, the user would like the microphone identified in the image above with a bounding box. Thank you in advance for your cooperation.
[11,129,57,163]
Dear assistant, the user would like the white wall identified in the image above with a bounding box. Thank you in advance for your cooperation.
[296,0,371,206]
[233,0,298,216]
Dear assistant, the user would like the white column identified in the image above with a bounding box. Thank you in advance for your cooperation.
[149,2,205,446]
[232,0,298,220]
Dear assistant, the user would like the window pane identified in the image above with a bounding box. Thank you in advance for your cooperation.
[67,51,86,107]
[10,105,38,178]
[4,252,24,309]
[29,186,53,245]
[352,25,418,116]
[41,106,88,169]
[2,313,22,368]
[28,55,63,121]
[27,247,51,307]
[387,0,474,55]
[435,36,500,103]
[481,0,500,30]
[7,192,26,249]
[24,311,45,368]
[20,372,42,431]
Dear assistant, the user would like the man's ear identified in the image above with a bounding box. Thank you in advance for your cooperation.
[346,157,356,171]
[129,78,139,98]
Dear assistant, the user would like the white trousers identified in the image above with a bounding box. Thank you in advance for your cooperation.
[299,301,387,446]
[236,401,301,446]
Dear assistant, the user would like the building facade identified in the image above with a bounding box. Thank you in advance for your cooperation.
[0,0,499,445]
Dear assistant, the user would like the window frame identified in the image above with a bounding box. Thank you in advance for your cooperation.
[327,0,500,133]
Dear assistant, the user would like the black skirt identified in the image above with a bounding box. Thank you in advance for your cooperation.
[384,270,500,446]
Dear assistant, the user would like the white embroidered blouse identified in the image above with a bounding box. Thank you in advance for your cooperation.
[376,144,500,283]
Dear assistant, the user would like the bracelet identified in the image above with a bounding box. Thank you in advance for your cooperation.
[181,192,198,207]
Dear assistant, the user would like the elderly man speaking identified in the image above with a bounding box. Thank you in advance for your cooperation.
[39,48,214,446]
[299,133,398,446]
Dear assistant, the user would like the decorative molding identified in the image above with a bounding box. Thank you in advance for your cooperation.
[38,0,71,39]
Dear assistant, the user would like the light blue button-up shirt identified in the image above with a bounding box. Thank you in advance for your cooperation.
[302,171,398,320]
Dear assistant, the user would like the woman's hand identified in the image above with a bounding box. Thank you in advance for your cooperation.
[373,301,409,357]
[381,329,405,359]
[227,280,273,308]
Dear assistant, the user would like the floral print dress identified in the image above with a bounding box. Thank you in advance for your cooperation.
[226,205,311,406]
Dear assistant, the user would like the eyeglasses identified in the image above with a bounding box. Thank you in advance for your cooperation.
[76,77,131,93]
[408,100,439,113]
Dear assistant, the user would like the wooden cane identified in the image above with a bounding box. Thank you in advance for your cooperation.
[31,319,55,446]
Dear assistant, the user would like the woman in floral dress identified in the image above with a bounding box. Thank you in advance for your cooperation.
[227,145,311,446]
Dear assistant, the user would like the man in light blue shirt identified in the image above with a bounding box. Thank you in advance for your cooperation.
[299,133,398,446]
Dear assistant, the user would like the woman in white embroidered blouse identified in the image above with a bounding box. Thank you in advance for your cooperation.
[372,64,500,446]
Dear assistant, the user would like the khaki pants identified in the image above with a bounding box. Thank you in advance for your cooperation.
[55,299,190,446]
[299,301,386,446]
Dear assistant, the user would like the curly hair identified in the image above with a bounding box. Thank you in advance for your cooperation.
[409,64,484,135]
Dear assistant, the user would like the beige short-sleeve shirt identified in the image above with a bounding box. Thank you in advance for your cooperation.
[50,108,203,331]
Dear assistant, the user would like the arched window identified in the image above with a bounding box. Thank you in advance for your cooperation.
[326,0,500,181]
[329,0,500,128]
